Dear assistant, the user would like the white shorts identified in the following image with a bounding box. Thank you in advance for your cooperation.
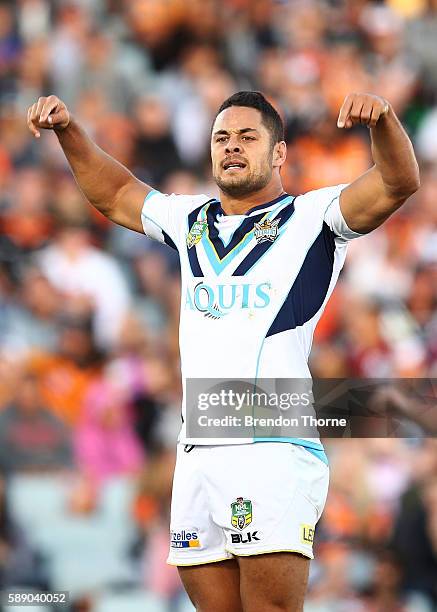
[167,442,329,566]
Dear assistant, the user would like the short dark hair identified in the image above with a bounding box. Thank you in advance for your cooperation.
[216,91,284,145]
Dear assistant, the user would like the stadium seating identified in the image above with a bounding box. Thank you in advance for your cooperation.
[7,474,138,597]
[91,589,167,612]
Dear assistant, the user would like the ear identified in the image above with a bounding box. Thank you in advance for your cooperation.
[272,141,287,168]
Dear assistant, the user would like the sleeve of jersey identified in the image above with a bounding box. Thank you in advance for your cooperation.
[322,183,364,241]
[140,190,202,251]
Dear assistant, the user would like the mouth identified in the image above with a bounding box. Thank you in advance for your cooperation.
[223,160,247,172]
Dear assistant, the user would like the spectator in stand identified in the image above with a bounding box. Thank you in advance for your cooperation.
[38,220,131,349]
[0,370,73,474]
[1,267,60,354]
[390,440,437,607]
[74,373,144,485]
[286,111,371,193]
[132,449,181,600]
[133,94,181,185]
[0,166,53,255]
[362,550,421,612]
[27,313,102,425]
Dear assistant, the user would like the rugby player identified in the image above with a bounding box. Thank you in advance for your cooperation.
[27,91,419,612]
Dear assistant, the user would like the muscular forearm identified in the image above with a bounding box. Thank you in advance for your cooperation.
[370,105,420,200]
[55,118,138,217]
[27,96,149,232]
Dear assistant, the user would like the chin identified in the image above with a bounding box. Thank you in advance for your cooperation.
[219,181,253,198]
[216,174,269,198]
[222,176,250,189]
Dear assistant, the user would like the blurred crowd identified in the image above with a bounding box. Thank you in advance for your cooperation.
[0,0,437,610]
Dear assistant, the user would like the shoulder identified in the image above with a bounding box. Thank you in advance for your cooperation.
[294,184,348,212]
[143,190,213,213]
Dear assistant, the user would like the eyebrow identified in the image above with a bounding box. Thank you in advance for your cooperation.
[213,127,259,137]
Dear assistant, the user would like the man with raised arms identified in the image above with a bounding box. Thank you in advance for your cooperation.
[27,90,419,611]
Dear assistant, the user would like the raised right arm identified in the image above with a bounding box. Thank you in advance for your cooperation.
[27,95,151,233]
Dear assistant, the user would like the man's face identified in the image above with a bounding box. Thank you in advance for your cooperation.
[211,106,278,198]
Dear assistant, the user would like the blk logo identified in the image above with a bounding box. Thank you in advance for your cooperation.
[231,531,260,544]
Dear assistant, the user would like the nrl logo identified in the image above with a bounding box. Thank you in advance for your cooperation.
[254,218,280,244]
[187,220,207,249]
[231,497,253,530]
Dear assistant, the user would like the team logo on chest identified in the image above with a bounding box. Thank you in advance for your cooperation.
[231,497,253,530]
[187,220,207,249]
[253,218,280,244]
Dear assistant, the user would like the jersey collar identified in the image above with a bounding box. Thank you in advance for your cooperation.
[216,192,289,217]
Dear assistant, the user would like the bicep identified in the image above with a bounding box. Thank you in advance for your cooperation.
[109,177,153,234]
[339,166,400,234]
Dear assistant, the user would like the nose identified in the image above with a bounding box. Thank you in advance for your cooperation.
[225,136,241,154]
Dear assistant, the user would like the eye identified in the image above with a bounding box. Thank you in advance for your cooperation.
[242,136,256,141]
[216,136,227,143]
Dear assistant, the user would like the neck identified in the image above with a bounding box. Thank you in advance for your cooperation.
[219,177,285,215]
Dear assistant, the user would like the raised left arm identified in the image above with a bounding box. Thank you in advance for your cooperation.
[337,93,420,233]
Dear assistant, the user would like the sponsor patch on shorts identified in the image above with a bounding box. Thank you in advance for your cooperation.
[300,524,315,546]
[170,528,201,549]
[231,497,253,530]
[231,531,261,544]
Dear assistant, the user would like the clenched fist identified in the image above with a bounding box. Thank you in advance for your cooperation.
[337,93,389,129]
[27,95,70,138]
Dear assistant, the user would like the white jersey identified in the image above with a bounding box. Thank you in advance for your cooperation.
[141,184,361,450]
